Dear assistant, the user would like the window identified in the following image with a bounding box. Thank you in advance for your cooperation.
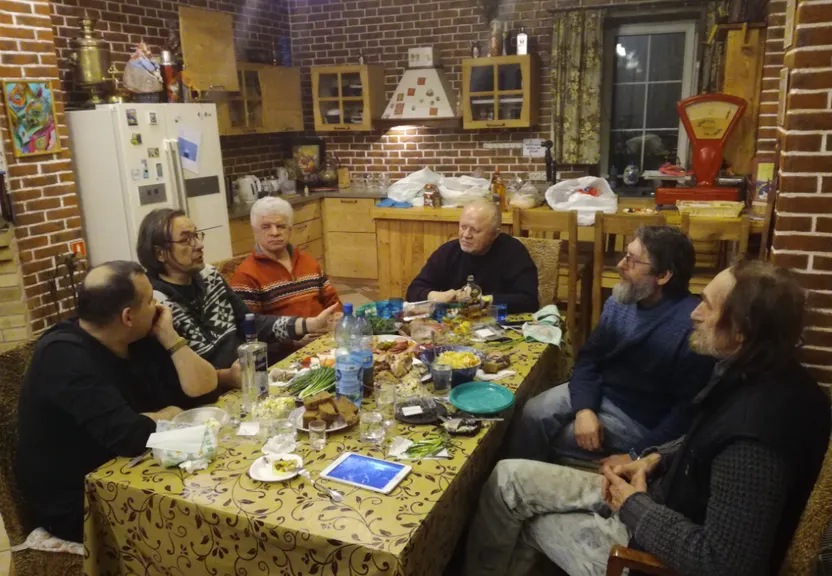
[601,22,698,175]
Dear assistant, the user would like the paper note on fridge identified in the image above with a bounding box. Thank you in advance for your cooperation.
[178,126,201,174]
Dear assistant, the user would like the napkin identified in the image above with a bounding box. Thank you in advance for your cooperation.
[146,425,206,453]
[475,369,516,381]
[388,436,449,460]
[522,304,564,346]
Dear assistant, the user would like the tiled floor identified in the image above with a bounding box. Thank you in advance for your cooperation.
[331,279,379,309]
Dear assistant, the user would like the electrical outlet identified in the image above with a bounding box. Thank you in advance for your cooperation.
[138,183,167,206]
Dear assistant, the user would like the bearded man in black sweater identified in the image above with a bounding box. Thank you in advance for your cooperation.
[406,199,538,313]
[465,260,830,576]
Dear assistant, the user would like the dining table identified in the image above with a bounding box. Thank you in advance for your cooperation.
[83,329,562,576]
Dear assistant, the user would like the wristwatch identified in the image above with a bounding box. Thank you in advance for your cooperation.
[628,449,640,461]
[301,318,308,336]
[166,337,188,355]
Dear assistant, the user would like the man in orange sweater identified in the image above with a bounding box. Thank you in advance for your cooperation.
[231,197,341,357]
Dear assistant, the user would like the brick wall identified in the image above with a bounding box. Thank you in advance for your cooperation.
[772,0,832,387]
[755,0,784,160]
[49,0,292,179]
[288,0,552,180]
[0,0,84,336]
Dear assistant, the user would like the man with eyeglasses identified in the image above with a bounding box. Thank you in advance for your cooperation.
[230,197,341,359]
[507,225,714,467]
[137,209,338,390]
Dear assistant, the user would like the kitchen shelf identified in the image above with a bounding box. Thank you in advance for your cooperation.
[311,65,386,132]
[462,54,539,129]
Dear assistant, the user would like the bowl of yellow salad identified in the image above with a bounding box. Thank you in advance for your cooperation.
[419,345,484,389]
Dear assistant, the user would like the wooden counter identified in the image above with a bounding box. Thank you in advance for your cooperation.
[372,201,764,300]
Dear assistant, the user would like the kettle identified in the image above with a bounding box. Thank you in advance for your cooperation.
[236,175,261,204]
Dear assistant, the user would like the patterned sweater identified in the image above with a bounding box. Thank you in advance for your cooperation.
[151,265,299,370]
[229,245,341,318]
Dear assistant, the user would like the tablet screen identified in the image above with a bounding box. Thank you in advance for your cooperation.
[324,454,406,491]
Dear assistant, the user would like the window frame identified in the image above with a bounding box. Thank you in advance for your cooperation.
[600,21,699,176]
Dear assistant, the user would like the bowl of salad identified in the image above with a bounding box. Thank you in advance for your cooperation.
[418,345,484,388]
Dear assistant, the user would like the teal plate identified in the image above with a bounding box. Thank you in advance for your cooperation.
[449,382,515,415]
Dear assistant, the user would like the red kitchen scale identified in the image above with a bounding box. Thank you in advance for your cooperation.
[655,93,748,204]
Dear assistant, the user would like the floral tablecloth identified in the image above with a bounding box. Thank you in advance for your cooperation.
[84,335,559,576]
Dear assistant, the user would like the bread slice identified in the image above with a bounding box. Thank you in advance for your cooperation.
[318,402,339,423]
[334,396,358,416]
[302,409,320,427]
[341,409,359,426]
[304,391,334,410]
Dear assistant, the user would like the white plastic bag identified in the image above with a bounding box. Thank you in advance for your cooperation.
[387,167,442,205]
[438,175,490,207]
[545,176,617,226]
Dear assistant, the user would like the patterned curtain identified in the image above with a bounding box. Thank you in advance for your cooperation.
[551,10,605,165]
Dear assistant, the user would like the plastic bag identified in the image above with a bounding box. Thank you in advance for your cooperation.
[438,175,490,207]
[545,176,617,226]
[387,167,442,205]
[509,181,544,209]
[152,419,220,469]
[123,43,163,94]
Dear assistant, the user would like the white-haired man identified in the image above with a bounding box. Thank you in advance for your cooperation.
[406,199,538,313]
[230,197,341,335]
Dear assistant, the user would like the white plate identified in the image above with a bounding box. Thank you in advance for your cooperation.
[248,454,302,482]
[375,335,415,344]
[289,406,350,433]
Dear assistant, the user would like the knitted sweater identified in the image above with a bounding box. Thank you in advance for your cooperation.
[570,294,714,453]
[229,245,341,318]
[151,265,299,370]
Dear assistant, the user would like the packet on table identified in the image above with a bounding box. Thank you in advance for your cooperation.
[521,305,563,346]
[151,419,220,469]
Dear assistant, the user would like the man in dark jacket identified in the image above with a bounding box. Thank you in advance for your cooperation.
[465,260,831,576]
[136,209,339,387]
[406,199,538,313]
[17,261,219,542]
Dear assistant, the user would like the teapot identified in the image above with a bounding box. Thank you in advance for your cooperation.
[236,175,261,204]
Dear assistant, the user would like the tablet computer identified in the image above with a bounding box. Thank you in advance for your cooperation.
[319,452,411,494]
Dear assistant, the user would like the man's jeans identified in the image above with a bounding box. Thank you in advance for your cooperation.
[464,459,629,576]
[508,383,648,462]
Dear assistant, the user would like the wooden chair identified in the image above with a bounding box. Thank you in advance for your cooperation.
[606,438,832,576]
[592,212,666,327]
[214,254,247,284]
[679,214,750,295]
[513,208,591,349]
[515,236,563,314]
[0,340,83,575]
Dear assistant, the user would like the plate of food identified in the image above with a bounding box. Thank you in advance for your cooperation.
[289,391,359,432]
[248,453,302,482]
[419,345,484,388]
[285,366,337,401]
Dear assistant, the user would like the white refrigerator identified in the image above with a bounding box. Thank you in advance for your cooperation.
[67,103,233,266]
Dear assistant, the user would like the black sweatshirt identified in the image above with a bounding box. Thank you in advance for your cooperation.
[406,235,539,313]
[16,320,200,543]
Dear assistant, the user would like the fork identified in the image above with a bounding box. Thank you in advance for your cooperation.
[297,468,344,502]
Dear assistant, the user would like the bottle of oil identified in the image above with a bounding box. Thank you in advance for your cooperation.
[491,169,507,212]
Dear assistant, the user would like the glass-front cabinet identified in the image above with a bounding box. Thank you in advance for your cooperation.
[216,62,303,136]
[311,65,385,132]
[462,55,539,129]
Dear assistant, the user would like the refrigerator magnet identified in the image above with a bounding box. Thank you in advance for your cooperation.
[141,159,149,179]
[155,163,163,179]
[148,112,158,125]
[131,168,142,181]
[126,109,138,126]
[130,133,142,145]
[148,147,160,158]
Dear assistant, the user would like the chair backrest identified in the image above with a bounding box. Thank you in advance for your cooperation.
[0,339,38,546]
[214,254,247,284]
[513,208,578,343]
[592,212,666,327]
[781,439,832,576]
[515,236,562,311]
[680,214,750,265]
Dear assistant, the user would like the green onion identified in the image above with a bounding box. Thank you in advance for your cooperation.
[405,433,452,458]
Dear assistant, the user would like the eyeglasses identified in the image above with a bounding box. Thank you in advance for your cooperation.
[166,231,205,247]
[620,252,652,268]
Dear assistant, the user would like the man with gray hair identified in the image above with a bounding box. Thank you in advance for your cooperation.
[406,199,538,313]
[230,197,340,356]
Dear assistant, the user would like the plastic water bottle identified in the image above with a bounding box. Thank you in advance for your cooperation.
[355,309,374,392]
[238,313,268,416]
[335,303,363,406]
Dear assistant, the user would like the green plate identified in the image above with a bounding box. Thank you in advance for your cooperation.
[449,382,515,415]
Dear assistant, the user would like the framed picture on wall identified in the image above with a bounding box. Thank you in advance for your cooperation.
[784,0,796,49]
[289,137,326,187]
[2,80,62,158]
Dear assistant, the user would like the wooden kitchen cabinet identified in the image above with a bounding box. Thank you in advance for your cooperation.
[179,7,239,93]
[322,198,375,233]
[311,65,386,132]
[461,54,539,129]
[322,198,377,278]
[217,63,303,136]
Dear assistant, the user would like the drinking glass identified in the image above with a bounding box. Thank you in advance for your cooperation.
[374,381,396,430]
[359,409,385,445]
[308,420,327,451]
[495,303,508,323]
[375,300,390,319]
[388,298,404,318]
[268,418,297,448]
[433,363,453,393]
